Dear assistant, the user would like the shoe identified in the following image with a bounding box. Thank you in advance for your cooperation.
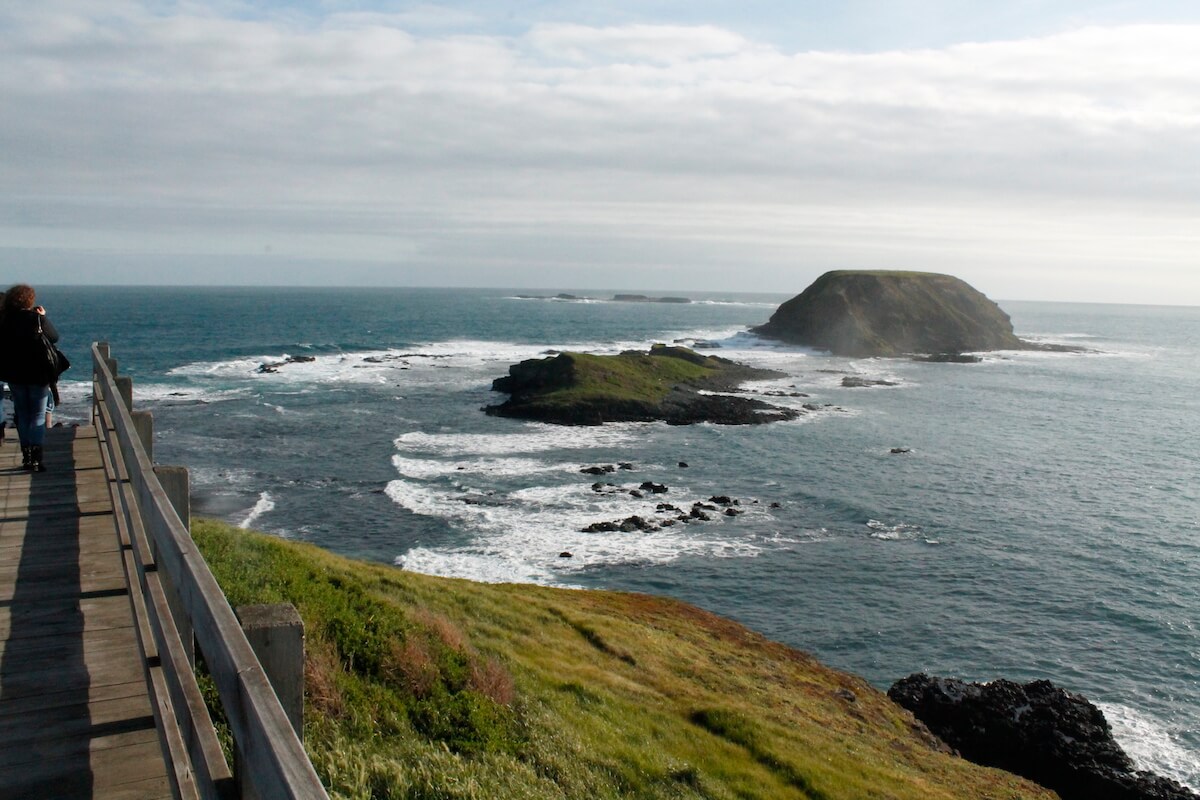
[30,446,45,473]
[21,446,32,468]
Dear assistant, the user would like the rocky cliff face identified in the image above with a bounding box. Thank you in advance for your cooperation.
[753,271,1024,357]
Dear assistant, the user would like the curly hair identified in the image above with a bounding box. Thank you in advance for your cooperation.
[4,284,35,312]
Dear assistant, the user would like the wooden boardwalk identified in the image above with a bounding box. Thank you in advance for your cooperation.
[0,425,172,799]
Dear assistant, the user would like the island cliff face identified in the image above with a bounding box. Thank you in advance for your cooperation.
[753,271,1024,357]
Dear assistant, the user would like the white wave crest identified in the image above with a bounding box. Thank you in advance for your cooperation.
[1100,703,1199,791]
[394,424,642,456]
[238,492,275,529]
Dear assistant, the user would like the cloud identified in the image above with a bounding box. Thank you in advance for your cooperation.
[2,3,1199,301]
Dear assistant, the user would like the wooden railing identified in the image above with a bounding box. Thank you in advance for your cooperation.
[92,343,329,800]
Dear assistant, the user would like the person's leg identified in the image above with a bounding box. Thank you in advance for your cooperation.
[10,384,49,471]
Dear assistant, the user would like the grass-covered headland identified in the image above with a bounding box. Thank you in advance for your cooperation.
[194,519,1054,799]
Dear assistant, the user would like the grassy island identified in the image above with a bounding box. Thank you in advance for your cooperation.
[485,345,799,425]
[194,519,1054,800]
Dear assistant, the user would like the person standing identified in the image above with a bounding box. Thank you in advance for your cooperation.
[0,284,60,472]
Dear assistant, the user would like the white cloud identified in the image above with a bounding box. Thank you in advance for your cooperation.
[1,3,1199,302]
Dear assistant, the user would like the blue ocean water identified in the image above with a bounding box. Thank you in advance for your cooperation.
[41,286,1199,786]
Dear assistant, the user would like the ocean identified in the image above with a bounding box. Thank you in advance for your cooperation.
[39,285,1199,788]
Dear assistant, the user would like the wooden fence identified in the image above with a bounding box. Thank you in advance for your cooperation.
[92,342,329,800]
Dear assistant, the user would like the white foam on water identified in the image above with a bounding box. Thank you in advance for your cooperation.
[690,299,779,308]
[391,455,576,480]
[396,547,570,585]
[238,492,275,529]
[164,339,667,393]
[866,519,924,541]
[385,476,769,585]
[133,383,253,405]
[188,466,257,488]
[394,423,643,457]
[1100,703,1199,790]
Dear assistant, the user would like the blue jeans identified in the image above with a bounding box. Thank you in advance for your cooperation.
[10,384,50,447]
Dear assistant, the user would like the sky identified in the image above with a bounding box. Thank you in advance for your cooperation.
[2,2,1200,304]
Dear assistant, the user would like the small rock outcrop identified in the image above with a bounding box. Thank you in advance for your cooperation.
[888,674,1199,800]
[485,345,800,426]
[753,271,1025,357]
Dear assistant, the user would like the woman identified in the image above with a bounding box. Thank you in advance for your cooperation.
[0,284,60,472]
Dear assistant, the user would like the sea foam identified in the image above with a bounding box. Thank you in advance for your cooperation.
[239,492,275,529]
[1100,702,1199,791]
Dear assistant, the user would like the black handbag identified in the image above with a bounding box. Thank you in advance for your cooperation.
[36,315,69,381]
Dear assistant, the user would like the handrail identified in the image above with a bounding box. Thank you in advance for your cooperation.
[92,343,329,800]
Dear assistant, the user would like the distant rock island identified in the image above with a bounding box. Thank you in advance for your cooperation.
[514,293,692,304]
[753,270,1027,357]
[485,345,798,425]
[612,294,692,304]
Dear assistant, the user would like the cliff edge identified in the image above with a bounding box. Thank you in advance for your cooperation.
[753,271,1025,357]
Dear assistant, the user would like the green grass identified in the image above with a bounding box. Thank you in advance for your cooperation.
[193,519,1057,800]
[527,348,717,410]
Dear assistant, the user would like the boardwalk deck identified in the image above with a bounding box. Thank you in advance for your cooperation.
[0,425,172,800]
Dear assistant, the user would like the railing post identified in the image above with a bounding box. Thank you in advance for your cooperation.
[93,343,111,422]
[155,466,191,530]
[132,411,154,461]
[236,603,306,800]
[155,465,194,667]
[116,375,133,411]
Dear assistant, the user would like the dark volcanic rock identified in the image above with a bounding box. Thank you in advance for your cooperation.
[889,674,1199,800]
[842,376,899,388]
[753,271,1026,357]
[913,352,984,363]
[257,354,317,373]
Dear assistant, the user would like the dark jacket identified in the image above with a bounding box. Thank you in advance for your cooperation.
[0,309,60,386]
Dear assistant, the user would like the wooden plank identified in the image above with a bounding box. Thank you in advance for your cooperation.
[0,567,129,603]
[0,733,168,796]
[0,621,139,660]
[0,596,133,641]
[0,695,155,765]
[0,511,118,541]
[0,677,147,720]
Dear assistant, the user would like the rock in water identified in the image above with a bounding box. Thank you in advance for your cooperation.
[888,674,1200,800]
[484,345,800,426]
[753,270,1025,357]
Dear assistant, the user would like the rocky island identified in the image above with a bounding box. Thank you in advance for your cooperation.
[485,344,799,425]
[753,270,1027,357]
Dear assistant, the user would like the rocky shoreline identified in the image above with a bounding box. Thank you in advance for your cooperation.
[889,674,1198,800]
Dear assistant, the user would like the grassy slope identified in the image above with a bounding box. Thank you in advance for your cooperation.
[194,519,1056,800]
